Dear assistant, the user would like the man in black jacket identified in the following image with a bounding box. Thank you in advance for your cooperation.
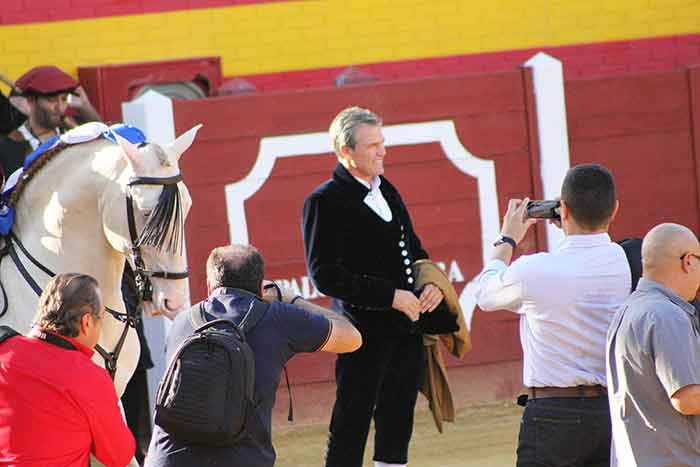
[302,106,444,467]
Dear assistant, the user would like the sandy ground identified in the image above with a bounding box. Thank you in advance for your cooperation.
[273,400,522,467]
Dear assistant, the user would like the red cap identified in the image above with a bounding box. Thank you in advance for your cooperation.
[15,66,78,96]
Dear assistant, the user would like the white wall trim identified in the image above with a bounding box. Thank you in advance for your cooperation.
[523,52,571,250]
[225,120,500,329]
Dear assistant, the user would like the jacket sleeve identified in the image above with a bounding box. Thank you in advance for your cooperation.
[82,370,136,467]
[302,192,396,308]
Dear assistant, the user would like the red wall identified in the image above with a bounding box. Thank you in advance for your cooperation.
[239,35,700,92]
[173,66,700,385]
[0,0,280,25]
[567,69,700,238]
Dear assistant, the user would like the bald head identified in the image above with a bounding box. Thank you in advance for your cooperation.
[206,244,264,295]
[643,223,699,272]
[642,223,700,299]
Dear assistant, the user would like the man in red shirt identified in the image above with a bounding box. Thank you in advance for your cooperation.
[0,273,135,467]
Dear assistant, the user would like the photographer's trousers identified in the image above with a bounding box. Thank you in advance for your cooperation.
[325,332,423,467]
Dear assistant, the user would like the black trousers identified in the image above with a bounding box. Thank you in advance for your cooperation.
[325,332,423,467]
[517,396,611,467]
[122,368,152,466]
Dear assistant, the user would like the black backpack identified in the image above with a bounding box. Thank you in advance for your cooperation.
[154,297,268,447]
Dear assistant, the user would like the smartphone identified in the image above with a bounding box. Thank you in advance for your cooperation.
[527,200,561,220]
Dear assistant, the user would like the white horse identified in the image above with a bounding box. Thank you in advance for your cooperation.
[0,124,200,397]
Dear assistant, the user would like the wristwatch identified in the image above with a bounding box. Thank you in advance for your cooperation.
[493,235,517,249]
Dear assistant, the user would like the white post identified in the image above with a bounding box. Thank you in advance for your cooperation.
[523,52,571,250]
[122,90,175,145]
[122,91,180,415]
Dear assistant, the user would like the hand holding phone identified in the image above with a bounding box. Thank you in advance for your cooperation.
[527,200,561,220]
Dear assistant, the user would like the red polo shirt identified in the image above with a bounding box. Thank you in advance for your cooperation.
[0,332,135,467]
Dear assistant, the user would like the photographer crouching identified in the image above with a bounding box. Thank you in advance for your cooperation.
[474,163,631,467]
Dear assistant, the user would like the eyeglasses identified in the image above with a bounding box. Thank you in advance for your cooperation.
[680,252,700,263]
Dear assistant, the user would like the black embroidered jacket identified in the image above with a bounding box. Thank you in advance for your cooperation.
[302,164,429,335]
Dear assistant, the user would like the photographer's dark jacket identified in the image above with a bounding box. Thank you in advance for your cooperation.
[302,163,428,336]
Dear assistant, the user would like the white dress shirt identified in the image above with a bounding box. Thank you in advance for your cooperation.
[354,176,392,222]
[475,233,631,387]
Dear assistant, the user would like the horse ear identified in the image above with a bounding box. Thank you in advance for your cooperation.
[114,132,141,168]
[166,124,203,161]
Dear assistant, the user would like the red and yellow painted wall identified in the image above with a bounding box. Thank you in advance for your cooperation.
[3,0,700,423]
[1,0,699,94]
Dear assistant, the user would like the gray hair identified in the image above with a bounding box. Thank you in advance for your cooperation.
[329,106,382,158]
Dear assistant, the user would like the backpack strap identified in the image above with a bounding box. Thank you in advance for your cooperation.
[238,298,269,337]
[0,325,19,345]
[237,298,291,420]
[189,302,208,330]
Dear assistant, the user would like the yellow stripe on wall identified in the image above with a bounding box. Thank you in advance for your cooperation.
[1,0,699,87]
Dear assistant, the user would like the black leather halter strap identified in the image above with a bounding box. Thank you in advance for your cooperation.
[125,173,189,303]
[0,232,135,379]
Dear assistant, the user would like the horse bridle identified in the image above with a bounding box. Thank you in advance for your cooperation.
[0,173,189,380]
[125,173,189,304]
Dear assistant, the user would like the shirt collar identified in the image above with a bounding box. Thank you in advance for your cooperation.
[352,174,381,192]
[210,286,258,299]
[557,232,612,250]
[64,334,94,357]
[636,278,697,317]
[332,163,371,199]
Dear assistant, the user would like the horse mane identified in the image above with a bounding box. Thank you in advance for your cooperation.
[9,138,185,255]
[8,142,68,208]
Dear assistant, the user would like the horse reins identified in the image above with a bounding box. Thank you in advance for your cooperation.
[0,232,136,379]
[0,173,189,380]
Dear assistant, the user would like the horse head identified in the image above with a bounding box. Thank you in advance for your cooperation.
[104,125,201,319]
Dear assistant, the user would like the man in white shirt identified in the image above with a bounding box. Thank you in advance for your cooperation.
[475,164,631,467]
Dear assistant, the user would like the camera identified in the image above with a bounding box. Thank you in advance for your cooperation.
[527,200,561,220]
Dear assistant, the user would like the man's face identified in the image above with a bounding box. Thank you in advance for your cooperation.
[343,124,386,182]
[31,93,68,129]
[84,288,105,349]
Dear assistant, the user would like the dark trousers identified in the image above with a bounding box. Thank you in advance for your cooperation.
[122,368,153,466]
[325,332,423,467]
[517,396,611,467]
